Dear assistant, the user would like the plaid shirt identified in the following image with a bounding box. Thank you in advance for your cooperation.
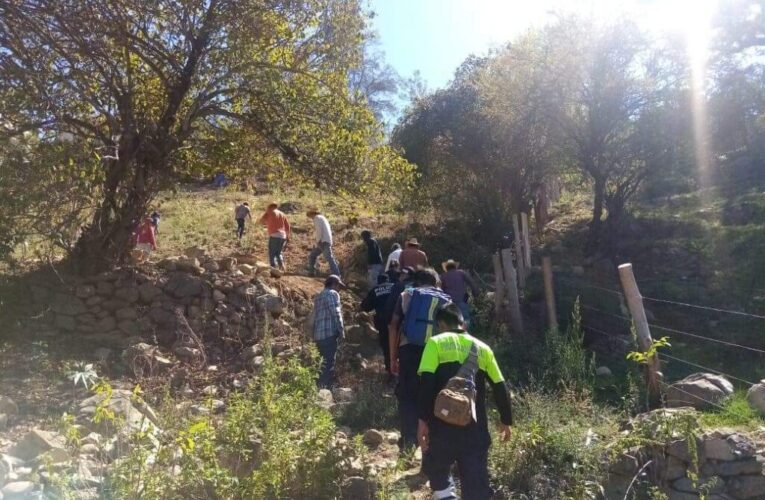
[312,288,344,341]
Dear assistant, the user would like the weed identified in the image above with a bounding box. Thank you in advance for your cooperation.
[699,391,765,430]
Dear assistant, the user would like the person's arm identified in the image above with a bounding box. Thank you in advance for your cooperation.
[417,339,439,452]
[148,226,157,249]
[464,271,480,297]
[360,289,375,312]
[333,291,344,338]
[284,216,291,239]
[485,349,513,439]
[247,209,253,221]
[388,296,403,374]
[422,251,429,267]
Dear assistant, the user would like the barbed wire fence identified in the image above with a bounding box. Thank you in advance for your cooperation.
[525,262,765,409]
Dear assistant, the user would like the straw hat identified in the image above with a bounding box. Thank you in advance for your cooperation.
[306,207,320,217]
[442,259,460,272]
[406,238,420,247]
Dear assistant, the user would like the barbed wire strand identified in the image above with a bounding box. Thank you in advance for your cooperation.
[640,295,765,320]
[582,305,765,355]
[582,324,632,346]
[657,352,756,386]
[657,381,729,412]
[557,278,624,297]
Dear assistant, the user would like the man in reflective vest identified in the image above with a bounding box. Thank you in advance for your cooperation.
[417,303,512,500]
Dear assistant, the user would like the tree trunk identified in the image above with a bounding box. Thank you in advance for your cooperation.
[588,177,606,253]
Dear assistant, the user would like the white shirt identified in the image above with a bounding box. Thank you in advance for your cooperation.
[385,248,402,271]
[313,215,333,245]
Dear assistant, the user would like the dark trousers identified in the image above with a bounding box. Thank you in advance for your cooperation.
[375,318,390,373]
[268,236,286,268]
[236,218,245,239]
[423,427,493,500]
[396,343,424,449]
[316,336,339,388]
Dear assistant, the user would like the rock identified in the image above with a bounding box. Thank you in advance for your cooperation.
[278,201,299,213]
[341,476,375,500]
[117,319,141,336]
[728,475,765,499]
[164,274,205,299]
[202,385,218,396]
[256,294,284,316]
[79,390,158,434]
[1,481,35,498]
[203,260,220,272]
[212,289,226,302]
[664,456,689,481]
[666,373,734,410]
[667,437,703,463]
[10,429,66,461]
[176,256,201,273]
[317,389,334,409]
[157,257,179,271]
[94,347,112,362]
[702,457,763,476]
[596,366,613,377]
[703,430,756,461]
[184,246,208,260]
[52,293,87,315]
[610,449,640,476]
[345,325,366,344]
[746,381,765,416]
[116,307,138,320]
[33,447,70,466]
[332,387,354,403]
[96,316,117,332]
[55,313,77,331]
[174,346,201,362]
[115,286,139,303]
[238,264,255,275]
[218,257,237,272]
[241,344,263,361]
[0,396,18,415]
[75,284,96,299]
[362,429,384,448]
[250,356,265,370]
[673,476,724,494]
[666,490,700,500]
[137,282,161,303]
[269,267,283,278]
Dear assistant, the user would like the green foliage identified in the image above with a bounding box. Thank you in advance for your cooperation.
[107,352,359,499]
[542,299,595,394]
[67,361,99,390]
[490,390,615,498]
[337,382,397,432]
[699,391,765,430]
[626,336,671,365]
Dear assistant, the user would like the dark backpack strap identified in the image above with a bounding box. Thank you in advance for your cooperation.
[456,342,479,381]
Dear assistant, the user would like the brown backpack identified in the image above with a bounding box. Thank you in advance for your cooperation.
[433,342,479,426]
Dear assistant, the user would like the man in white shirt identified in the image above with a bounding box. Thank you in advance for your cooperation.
[306,208,341,277]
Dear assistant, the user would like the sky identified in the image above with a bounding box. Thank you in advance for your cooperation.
[371,0,718,90]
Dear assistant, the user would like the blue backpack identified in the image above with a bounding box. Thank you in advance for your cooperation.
[402,287,452,345]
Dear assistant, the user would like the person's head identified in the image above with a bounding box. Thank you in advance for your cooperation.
[361,230,372,241]
[442,259,459,272]
[406,238,420,248]
[324,274,346,291]
[414,268,439,288]
[391,243,401,252]
[306,208,320,219]
[377,273,389,285]
[267,202,278,212]
[243,202,249,207]
[436,303,464,333]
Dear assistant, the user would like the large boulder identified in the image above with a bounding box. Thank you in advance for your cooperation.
[256,294,284,316]
[666,373,734,410]
[702,429,756,461]
[9,429,67,461]
[746,380,765,416]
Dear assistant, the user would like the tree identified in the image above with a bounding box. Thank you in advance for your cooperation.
[0,0,411,271]
[349,36,401,129]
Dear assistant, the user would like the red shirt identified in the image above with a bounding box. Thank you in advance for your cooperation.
[136,223,156,249]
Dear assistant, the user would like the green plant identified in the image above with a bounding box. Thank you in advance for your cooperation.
[626,336,671,365]
[699,391,765,430]
[337,381,397,431]
[67,361,99,390]
[542,299,595,394]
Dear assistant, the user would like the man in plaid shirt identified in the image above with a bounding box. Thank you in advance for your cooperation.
[312,275,346,388]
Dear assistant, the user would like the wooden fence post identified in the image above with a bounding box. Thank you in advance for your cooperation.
[618,263,661,407]
[512,214,526,288]
[521,212,532,269]
[492,252,505,316]
[542,256,558,331]
[501,248,524,335]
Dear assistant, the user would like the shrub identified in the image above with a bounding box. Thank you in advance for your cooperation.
[336,381,397,432]
[541,299,595,394]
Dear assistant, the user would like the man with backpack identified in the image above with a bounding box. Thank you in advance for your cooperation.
[388,268,452,449]
[360,274,395,377]
[417,303,513,500]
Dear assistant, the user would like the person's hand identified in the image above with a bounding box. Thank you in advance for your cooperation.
[417,419,430,452]
[498,423,512,442]
[390,357,399,376]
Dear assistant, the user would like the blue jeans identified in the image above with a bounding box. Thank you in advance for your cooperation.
[316,336,339,388]
[268,237,286,268]
[395,344,424,449]
[308,242,341,276]
[236,218,245,239]
[367,264,383,288]
[457,301,472,328]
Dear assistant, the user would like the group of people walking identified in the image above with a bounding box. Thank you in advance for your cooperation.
[311,231,512,499]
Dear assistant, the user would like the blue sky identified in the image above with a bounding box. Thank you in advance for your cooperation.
[370,0,717,90]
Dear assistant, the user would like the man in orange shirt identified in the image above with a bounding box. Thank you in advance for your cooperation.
[260,202,291,270]
[398,238,429,270]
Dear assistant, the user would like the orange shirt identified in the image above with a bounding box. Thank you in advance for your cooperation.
[260,209,291,238]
